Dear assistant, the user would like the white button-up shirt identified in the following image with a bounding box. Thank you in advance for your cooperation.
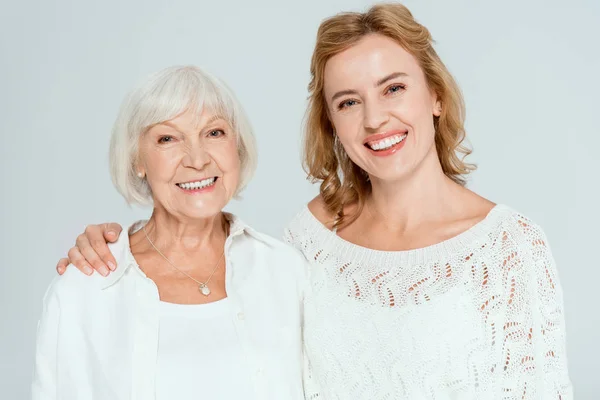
[32,215,308,400]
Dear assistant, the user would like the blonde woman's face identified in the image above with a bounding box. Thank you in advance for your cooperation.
[137,109,240,220]
[323,34,441,184]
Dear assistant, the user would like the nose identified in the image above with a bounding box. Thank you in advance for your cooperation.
[363,100,389,131]
[182,143,211,170]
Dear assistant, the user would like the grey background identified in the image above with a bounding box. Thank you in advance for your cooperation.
[1,0,598,397]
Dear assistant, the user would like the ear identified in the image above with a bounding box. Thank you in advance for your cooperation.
[134,159,146,179]
[433,98,442,117]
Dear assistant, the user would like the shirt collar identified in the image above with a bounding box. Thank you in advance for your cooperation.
[225,212,272,244]
[100,212,271,290]
[99,225,138,290]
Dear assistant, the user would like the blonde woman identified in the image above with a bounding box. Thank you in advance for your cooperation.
[56,3,571,399]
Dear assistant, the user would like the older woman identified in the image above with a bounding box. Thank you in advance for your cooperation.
[56,3,572,399]
[32,66,308,399]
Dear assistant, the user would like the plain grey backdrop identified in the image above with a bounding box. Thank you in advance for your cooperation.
[1,0,598,397]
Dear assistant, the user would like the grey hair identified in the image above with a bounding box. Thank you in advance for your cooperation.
[109,65,258,205]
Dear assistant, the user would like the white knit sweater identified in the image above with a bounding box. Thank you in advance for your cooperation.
[284,204,572,400]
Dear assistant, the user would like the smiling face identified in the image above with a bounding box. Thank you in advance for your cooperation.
[323,34,442,184]
[137,109,240,220]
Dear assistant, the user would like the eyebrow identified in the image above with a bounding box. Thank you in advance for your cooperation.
[160,114,226,131]
[330,72,409,103]
[205,114,226,125]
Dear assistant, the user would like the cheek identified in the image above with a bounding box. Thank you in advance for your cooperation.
[213,143,241,187]
[331,112,362,144]
[225,157,241,190]
[144,150,180,181]
[390,95,437,137]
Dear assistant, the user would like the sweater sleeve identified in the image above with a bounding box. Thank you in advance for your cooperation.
[284,218,323,400]
[500,219,572,398]
[302,347,322,400]
[283,222,300,249]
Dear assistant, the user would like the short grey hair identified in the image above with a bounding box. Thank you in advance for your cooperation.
[109,65,258,205]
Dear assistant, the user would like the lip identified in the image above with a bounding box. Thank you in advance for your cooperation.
[175,177,218,194]
[176,177,218,185]
[362,130,408,146]
[363,130,408,157]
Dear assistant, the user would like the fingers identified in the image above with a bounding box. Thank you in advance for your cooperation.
[56,222,121,278]
[56,258,70,275]
[77,226,110,276]
[100,223,122,271]
[66,246,94,276]
[103,222,123,243]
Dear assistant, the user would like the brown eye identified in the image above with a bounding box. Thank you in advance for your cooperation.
[208,129,225,137]
[158,136,174,143]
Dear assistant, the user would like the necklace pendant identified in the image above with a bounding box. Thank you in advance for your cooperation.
[199,283,211,296]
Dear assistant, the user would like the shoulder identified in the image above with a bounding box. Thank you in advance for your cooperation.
[495,206,550,248]
[306,194,359,229]
[307,195,334,228]
[283,195,332,249]
[247,229,308,265]
[488,206,558,280]
[44,226,133,305]
[42,266,107,308]
[467,204,555,271]
[241,228,310,289]
[287,194,347,233]
[492,208,565,309]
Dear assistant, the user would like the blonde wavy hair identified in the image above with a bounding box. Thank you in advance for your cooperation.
[304,3,475,228]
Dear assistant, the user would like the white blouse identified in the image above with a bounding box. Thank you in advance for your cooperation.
[285,204,572,400]
[32,214,308,400]
[156,299,256,400]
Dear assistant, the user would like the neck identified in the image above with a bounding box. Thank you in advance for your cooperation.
[367,149,459,233]
[143,207,228,253]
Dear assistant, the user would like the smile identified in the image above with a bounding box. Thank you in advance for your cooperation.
[365,133,408,151]
[176,177,217,191]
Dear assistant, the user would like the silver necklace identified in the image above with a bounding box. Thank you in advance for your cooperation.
[142,225,225,296]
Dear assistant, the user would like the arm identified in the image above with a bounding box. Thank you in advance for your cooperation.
[31,281,61,400]
[284,226,322,400]
[56,223,123,277]
[501,225,572,398]
[302,348,322,400]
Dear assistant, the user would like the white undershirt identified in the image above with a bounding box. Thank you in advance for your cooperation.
[156,298,256,400]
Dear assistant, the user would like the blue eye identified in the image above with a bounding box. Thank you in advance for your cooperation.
[338,99,358,110]
[386,84,406,94]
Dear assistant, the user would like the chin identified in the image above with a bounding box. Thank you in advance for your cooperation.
[181,209,224,220]
[367,167,413,184]
[177,199,226,219]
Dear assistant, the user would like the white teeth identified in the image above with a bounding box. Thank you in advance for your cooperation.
[368,133,407,151]
[177,177,216,190]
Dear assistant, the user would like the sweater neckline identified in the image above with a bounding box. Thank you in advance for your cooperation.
[299,204,513,265]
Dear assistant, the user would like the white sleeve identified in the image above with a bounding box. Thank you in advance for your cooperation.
[283,225,297,247]
[285,221,322,399]
[31,278,61,400]
[501,224,572,398]
[302,346,322,400]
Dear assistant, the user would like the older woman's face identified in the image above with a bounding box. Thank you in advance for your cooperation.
[138,109,240,220]
[323,34,441,184]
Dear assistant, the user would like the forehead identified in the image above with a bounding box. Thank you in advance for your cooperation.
[323,34,423,93]
[174,108,228,128]
[149,107,232,133]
